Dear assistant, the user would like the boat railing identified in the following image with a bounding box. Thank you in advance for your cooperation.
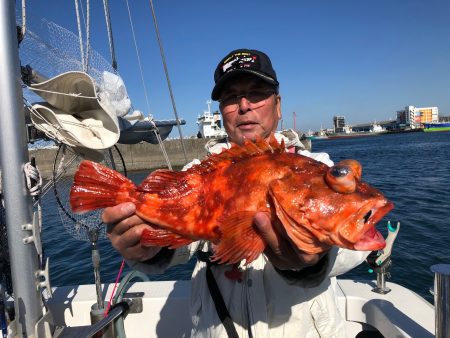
[431,264,450,338]
[366,221,400,294]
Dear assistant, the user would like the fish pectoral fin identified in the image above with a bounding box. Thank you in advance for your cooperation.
[211,211,265,265]
[141,227,193,249]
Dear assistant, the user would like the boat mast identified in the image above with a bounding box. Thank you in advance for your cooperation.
[0,1,43,336]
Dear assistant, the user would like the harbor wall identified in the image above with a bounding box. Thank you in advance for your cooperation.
[29,137,311,179]
[29,138,210,179]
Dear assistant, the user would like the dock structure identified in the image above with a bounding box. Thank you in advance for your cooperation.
[30,135,312,179]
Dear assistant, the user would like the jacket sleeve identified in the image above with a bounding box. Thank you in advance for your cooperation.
[273,247,369,287]
[327,247,370,277]
[126,242,200,274]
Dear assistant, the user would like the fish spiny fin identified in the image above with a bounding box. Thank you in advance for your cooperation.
[139,170,188,192]
[70,160,136,213]
[211,211,265,265]
[141,227,193,249]
[268,133,285,153]
[138,169,202,203]
[189,133,284,176]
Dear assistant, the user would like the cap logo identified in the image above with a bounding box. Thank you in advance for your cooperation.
[221,52,259,75]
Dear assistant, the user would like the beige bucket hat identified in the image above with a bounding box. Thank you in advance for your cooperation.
[30,103,119,150]
[28,71,121,150]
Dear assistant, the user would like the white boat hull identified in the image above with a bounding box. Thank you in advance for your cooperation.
[43,279,434,337]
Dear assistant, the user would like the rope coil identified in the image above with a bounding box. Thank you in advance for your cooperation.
[24,162,42,197]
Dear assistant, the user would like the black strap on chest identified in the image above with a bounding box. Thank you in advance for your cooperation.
[197,251,240,338]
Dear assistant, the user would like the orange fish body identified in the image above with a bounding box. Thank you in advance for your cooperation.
[70,135,393,264]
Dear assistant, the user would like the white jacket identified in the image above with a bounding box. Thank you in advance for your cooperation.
[129,130,369,337]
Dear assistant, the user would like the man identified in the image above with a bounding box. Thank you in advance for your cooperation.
[103,49,368,337]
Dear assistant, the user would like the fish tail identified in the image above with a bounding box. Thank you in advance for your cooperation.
[70,160,136,213]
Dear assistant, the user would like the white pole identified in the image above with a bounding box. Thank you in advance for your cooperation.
[0,1,43,336]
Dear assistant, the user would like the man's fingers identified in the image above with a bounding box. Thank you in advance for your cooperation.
[253,212,282,255]
[108,223,149,250]
[117,236,161,261]
[252,212,326,270]
[102,202,136,224]
[106,214,143,235]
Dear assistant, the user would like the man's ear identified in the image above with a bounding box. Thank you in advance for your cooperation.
[276,95,282,120]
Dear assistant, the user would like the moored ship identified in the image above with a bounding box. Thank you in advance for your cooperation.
[327,123,387,139]
[423,122,450,132]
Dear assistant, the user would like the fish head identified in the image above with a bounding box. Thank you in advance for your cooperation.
[270,158,393,253]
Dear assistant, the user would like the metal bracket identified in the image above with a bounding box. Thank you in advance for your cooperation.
[35,257,52,298]
[122,292,144,314]
[21,206,43,255]
[34,310,54,338]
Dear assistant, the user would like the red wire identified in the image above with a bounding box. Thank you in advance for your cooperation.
[104,259,126,317]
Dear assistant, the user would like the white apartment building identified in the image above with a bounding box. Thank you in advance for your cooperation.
[396,105,438,128]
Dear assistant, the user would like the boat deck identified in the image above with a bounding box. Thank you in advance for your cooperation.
[44,279,434,337]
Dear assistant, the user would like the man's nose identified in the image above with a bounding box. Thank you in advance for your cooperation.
[237,96,251,112]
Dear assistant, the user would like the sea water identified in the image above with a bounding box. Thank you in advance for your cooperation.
[41,131,450,303]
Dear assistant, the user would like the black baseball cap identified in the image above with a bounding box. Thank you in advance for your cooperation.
[211,49,279,101]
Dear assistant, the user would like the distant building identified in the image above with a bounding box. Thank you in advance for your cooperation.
[396,106,438,128]
[333,116,346,133]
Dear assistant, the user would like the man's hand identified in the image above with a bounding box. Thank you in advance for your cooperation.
[253,212,327,271]
[102,202,161,261]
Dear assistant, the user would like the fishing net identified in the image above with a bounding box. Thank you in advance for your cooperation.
[52,144,126,241]
[17,12,129,241]
[18,14,116,104]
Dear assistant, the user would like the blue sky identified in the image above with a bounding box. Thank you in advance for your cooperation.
[19,1,450,136]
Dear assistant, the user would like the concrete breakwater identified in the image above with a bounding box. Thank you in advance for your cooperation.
[30,138,210,179]
[30,137,311,179]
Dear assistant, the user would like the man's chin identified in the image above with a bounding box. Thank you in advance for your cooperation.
[237,133,258,145]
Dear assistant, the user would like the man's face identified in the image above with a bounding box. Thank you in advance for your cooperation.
[218,75,281,145]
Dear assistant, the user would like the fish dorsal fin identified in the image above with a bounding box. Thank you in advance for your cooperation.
[268,133,285,152]
[139,133,285,195]
[138,169,194,198]
[189,133,285,176]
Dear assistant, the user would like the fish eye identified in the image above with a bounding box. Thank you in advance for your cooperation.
[330,166,349,178]
[363,210,372,223]
[325,164,357,193]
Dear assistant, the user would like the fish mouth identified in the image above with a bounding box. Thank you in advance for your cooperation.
[354,226,386,250]
[353,201,394,251]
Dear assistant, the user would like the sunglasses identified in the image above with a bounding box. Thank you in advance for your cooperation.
[219,89,276,110]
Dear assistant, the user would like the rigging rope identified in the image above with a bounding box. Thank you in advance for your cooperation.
[74,0,91,72]
[125,0,173,169]
[103,259,125,317]
[21,0,27,38]
[24,162,43,197]
[124,0,151,116]
[85,0,91,74]
[148,0,188,163]
[150,122,172,170]
[74,0,85,71]
[24,85,97,100]
[102,0,118,71]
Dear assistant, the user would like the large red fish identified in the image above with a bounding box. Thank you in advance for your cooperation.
[70,135,393,264]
